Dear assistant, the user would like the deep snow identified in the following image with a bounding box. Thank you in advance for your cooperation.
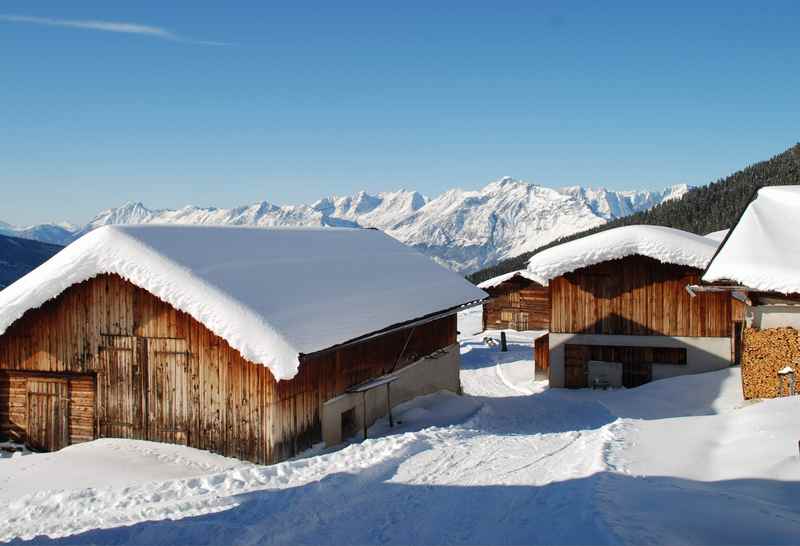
[2,315,799,544]
[527,225,720,282]
[704,186,800,294]
[0,225,485,380]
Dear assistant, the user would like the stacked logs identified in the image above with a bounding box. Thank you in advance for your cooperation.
[741,327,800,399]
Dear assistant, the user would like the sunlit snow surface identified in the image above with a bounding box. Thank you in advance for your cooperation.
[2,311,799,544]
[0,225,485,380]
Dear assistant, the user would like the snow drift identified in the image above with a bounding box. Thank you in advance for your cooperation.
[0,225,486,380]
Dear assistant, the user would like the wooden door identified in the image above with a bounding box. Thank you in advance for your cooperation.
[146,338,190,445]
[564,345,589,388]
[26,379,69,451]
[98,335,146,439]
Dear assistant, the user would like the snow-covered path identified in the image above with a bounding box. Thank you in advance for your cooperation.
[3,315,800,544]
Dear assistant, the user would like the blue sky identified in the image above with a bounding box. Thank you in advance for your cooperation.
[1,2,799,225]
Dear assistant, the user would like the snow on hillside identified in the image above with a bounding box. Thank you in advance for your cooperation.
[0,221,75,246]
[2,325,798,545]
[4,180,689,274]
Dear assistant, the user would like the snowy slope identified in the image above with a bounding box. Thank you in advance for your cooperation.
[3,330,799,545]
[0,221,76,245]
[6,180,688,275]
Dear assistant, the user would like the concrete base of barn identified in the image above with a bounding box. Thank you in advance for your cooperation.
[547,333,732,389]
[321,343,461,446]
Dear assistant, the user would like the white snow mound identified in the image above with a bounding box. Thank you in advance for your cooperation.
[0,225,486,380]
[704,186,800,294]
[527,225,720,281]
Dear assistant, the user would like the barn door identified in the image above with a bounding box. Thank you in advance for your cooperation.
[146,338,190,445]
[98,335,146,438]
[26,379,69,451]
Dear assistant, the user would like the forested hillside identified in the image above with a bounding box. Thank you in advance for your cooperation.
[469,143,800,284]
[0,235,62,289]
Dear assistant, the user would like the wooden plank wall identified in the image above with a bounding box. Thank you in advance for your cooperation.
[0,274,457,463]
[483,277,550,331]
[550,255,733,337]
[0,371,94,445]
[534,334,549,376]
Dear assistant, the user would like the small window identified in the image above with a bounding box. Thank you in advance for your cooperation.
[518,312,529,330]
[509,292,521,307]
[500,310,513,322]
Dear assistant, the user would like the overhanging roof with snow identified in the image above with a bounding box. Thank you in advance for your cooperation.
[0,225,487,380]
[477,270,546,290]
[703,186,800,294]
[527,225,721,282]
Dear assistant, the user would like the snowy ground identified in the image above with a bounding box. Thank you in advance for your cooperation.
[2,308,799,544]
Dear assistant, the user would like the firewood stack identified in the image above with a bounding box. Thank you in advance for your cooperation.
[742,327,800,399]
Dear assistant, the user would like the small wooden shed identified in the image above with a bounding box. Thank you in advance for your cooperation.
[528,225,740,388]
[0,225,486,462]
[477,270,549,332]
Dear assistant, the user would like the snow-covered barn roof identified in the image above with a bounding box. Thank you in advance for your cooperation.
[704,229,729,242]
[0,225,487,380]
[703,186,800,294]
[527,225,720,282]
[477,270,546,289]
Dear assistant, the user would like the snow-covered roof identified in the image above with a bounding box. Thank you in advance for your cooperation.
[0,225,487,380]
[527,225,720,281]
[704,229,729,242]
[477,270,546,289]
[703,186,800,294]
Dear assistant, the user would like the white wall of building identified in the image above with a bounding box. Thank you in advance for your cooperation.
[321,343,461,446]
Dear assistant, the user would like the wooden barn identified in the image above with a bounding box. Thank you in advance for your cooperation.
[477,270,549,332]
[0,225,486,462]
[528,225,742,388]
[702,186,800,399]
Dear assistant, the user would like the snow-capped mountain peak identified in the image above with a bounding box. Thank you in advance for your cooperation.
[3,179,690,273]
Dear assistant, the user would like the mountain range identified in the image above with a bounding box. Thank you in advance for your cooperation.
[1,179,688,274]
[469,143,800,283]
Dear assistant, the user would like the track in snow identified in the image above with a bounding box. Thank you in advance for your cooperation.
[2,331,625,545]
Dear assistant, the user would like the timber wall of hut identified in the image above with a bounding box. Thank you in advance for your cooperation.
[549,255,734,338]
[482,277,549,331]
[0,274,456,462]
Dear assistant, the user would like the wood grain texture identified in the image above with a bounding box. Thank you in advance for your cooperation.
[0,274,457,463]
[550,255,734,338]
[483,277,549,331]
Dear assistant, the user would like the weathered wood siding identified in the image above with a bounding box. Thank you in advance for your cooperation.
[0,371,95,447]
[483,277,549,331]
[0,274,456,462]
[550,255,733,337]
[534,334,549,377]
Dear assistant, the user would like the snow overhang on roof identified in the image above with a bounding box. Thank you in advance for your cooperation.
[703,186,800,294]
[477,269,546,289]
[0,225,487,380]
[527,225,721,282]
